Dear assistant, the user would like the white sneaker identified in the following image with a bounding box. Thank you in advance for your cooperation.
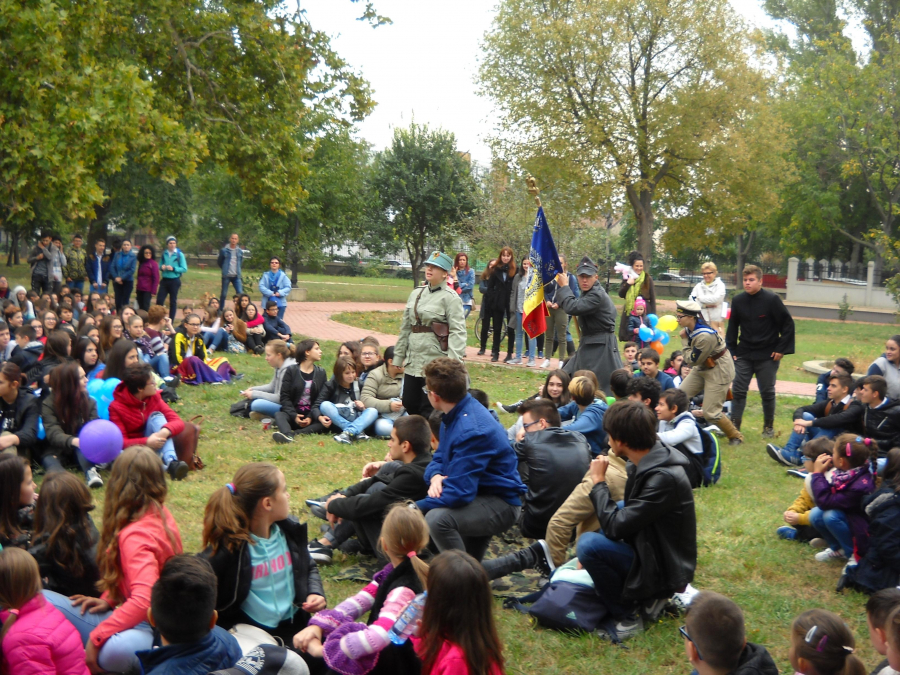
[334,432,352,444]
[526,358,536,367]
[541,359,550,368]
[814,548,847,562]
[86,467,103,489]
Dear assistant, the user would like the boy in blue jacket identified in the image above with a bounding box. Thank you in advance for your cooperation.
[138,555,241,675]
[108,238,136,312]
[263,301,292,344]
[416,357,525,560]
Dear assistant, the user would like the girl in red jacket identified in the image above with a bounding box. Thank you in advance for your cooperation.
[43,446,183,674]
[0,547,88,675]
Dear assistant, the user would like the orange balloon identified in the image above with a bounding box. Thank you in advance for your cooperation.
[650,341,664,354]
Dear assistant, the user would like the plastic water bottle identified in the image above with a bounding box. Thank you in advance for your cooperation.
[388,591,427,645]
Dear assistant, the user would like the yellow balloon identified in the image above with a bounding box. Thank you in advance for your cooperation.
[657,315,678,332]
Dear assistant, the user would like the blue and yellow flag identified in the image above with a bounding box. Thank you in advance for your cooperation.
[523,207,563,339]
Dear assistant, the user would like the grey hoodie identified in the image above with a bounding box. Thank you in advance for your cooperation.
[248,357,296,404]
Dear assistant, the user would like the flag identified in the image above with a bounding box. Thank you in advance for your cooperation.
[523,207,563,339]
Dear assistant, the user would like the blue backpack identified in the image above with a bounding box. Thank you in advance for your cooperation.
[696,419,722,486]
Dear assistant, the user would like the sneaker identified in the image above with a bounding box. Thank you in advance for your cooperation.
[641,596,670,623]
[597,614,644,642]
[509,357,522,365]
[232,373,245,381]
[273,431,294,444]
[529,540,556,577]
[334,432,352,444]
[254,344,266,355]
[787,468,809,479]
[249,411,267,421]
[356,433,371,442]
[776,526,797,540]
[526,359,536,367]
[503,354,514,363]
[814,548,848,562]
[166,460,189,481]
[766,444,796,467]
[85,467,103,489]
[208,346,216,354]
[728,437,743,446]
[809,538,828,549]
[308,541,333,564]
[163,375,180,387]
[305,499,328,520]
[761,427,775,438]
[338,538,373,556]
[477,349,486,356]
[667,584,699,615]
[541,359,551,368]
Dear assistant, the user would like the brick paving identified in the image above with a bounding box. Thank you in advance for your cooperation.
[281,301,818,397]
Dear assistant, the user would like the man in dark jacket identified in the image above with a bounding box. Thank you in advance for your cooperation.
[858,375,900,461]
[725,264,795,437]
[767,373,862,467]
[416,358,526,561]
[27,232,53,295]
[814,357,854,403]
[578,400,696,641]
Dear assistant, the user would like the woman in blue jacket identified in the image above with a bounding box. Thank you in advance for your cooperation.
[108,239,137,313]
[451,252,476,318]
[258,256,292,321]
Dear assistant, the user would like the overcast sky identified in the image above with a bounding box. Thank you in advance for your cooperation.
[301,0,776,165]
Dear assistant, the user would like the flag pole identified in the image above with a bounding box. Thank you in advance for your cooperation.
[525,174,541,208]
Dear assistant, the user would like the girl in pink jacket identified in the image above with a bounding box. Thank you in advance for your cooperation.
[0,547,88,675]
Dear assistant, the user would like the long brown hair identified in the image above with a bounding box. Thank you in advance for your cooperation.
[0,548,42,641]
[0,455,27,542]
[202,463,281,554]
[33,472,95,577]
[380,503,430,588]
[50,362,92,435]
[418,550,504,675]
[98,446,178,604]
[791,609,865,675]
[453,252,470,272]
[98,314,123,355]
[493,246,516,277]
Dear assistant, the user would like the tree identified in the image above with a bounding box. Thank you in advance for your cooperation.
[371,123,479,286]
[480,0,777,266]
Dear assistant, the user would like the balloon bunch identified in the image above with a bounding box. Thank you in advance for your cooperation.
[637,314,680,354]
[86,377,120,420]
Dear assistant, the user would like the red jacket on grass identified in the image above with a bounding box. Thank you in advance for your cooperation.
[108,382,185,447]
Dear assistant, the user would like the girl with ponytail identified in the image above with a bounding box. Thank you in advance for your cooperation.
[294,502,430,675]
[790,608,866,675]
[0,547,88,674]
[201,463,325,662]
[238,339,297,420]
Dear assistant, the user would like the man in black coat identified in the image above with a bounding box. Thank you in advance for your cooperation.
[858,375,900,461]
[725,264,795,437]
[578,400,696,641]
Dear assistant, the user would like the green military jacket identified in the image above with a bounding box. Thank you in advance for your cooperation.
[64,245,87,281]
[394,282,467,377]
[681,325,727,371]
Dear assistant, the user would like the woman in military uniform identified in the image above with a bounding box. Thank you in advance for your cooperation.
[394,251,467,416]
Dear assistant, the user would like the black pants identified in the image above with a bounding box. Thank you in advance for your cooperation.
[136,290,153,312]
[480,308,507,356]
[401,374,433,417]
[731,355,780,428]
[31,275,51,295]
[245,332,264,353]
[156,277,181,321]
[274,411,325,437]
[113,280,133,312]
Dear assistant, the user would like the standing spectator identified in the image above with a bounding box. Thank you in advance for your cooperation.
[135,245,160,312]
[258,256,291,322]
[542,256,573,369]
[64,233,88,294]
[508,256,536,366]
[394,252,467,417]
[554,256,623,395]
[617,251,656,342]
[49,234,68,296]
[156,237,187,321]
[726,264,795,437]
[217,233,244,305]
[690,262,727,335]
[108,239,136,312]
[27,232,53,295]
[478,247,516,362]
[868,336,900,400]
[87,237,110,295]
[452,252,475,318]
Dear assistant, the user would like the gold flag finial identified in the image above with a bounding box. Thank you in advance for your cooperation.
[525,174,541,207]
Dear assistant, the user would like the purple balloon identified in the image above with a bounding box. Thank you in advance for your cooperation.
[79,419,124,464]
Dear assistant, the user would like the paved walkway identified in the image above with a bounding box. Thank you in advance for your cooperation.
[281,301,817,397]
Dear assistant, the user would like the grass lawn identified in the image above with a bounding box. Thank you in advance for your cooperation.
[46,339,879,675]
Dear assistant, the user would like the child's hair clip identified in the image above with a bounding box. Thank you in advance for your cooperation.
[842,645,854,654]
[817,635,828,652]
[804,626,818,643]
[846,442,853,457]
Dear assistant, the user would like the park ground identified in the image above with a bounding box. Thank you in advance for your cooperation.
[12,265,896,674]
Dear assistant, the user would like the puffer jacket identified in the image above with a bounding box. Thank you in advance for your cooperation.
[0,594,89,675]
[359,363,403,414]
[844,486,900,593]
[862,398,900,457]
[590,441,696,601]
[248,357,296,404]
[108,382,185,447]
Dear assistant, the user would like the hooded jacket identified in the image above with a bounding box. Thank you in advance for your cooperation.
[728,642,779,675]
[862,398,900,457]
[137,626,242,675]
[137,257,161,294]
[810,465,876,556]
[108,382,185,447]
[589,441,696,601]
[0,594,89,675]
[249,357,296,404]
[109,249,137,282]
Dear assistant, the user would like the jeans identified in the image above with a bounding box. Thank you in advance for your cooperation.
[425,495,521,561]
[112,280,133,312]
[43,590,154,673]
[731,355,781,427]
[67,280,84,294]
[808,507,854,556]
[514,311,536,359]
[277,304,286,321]
[41,446,95,478]
[373,414,402,438]
[780,412,841,465]
[135,290,153,312]
[577,532,636,618]
[146,411,177,467]
[203,328,229,351]
[156,277,181,321]
[142,352,170,378]
[319,401,379,436]
[250,399,282,417]
[220,276,243,304]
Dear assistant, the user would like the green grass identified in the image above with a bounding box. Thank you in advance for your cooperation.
[45,339,880,675]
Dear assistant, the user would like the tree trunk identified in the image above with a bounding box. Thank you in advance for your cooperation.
[735,230,756,286]
[6,226,18,267]
[625,184,655,268]
[289,215,300,285]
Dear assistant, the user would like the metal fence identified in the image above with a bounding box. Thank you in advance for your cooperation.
[796,259,885,287]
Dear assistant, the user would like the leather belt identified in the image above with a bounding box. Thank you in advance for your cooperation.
[411,325,433,334]
[709,349,727,361]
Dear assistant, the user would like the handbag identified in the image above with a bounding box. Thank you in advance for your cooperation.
[173,414,204,470]
[230,400,252,418]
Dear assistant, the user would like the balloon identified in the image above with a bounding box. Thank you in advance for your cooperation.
[37,417,45,441]
[647,314,658,328]
[79,419,123,464]
[88,377,120,420]
[606,396,616,406]
[658,332,670,346]
[657,315,678,332]
[650,341,664,355]
[638,325,654,342]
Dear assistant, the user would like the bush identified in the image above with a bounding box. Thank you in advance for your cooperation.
[363,262,385,278]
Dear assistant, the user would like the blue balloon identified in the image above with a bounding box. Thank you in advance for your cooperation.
[658,332,670,346]
[638,325,654,342]
[37,417,45,441]
[88,377,120,420]
[86,378,106,398]
[647,313,659,328]
[654,329,666,341]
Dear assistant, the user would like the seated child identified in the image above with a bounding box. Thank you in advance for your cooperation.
[262,301,292,344]
[0,547,89,675]
[864,588,900,675]
[674,362,691,389]
[295,504,430,675]
[622,342,639,371]
[808,434,876,563]
[776,437,834,543]
[636,347,676,391]
[656,389,704,489]
[137,555,241,675]
[789,609,865,675]
[682,591,777,675]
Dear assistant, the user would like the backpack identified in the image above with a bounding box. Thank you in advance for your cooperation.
[504,581,607,633]
[695,419,721,486]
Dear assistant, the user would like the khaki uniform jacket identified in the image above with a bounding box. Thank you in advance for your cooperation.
[682,326,734,384]
[394,282,466,378]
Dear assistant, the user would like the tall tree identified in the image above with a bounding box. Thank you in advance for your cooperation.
[371,123,479,286]
[480,0,776,266]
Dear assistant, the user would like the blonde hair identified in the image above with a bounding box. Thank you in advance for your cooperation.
[569,376,596,406]
[0,548,42,641]
[381,503,430,588]
[701,262,718,273]
[265,340,292,361]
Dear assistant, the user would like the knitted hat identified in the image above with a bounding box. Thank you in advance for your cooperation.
[632,297,646,313]
[165,236,177,244]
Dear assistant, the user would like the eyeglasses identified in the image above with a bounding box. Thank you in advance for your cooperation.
[522,419,542,431]
[702,272,715,276]
[185,322,201,327]
[362,351,377,357]
[422,386,431,396]
[679,625,703,661]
